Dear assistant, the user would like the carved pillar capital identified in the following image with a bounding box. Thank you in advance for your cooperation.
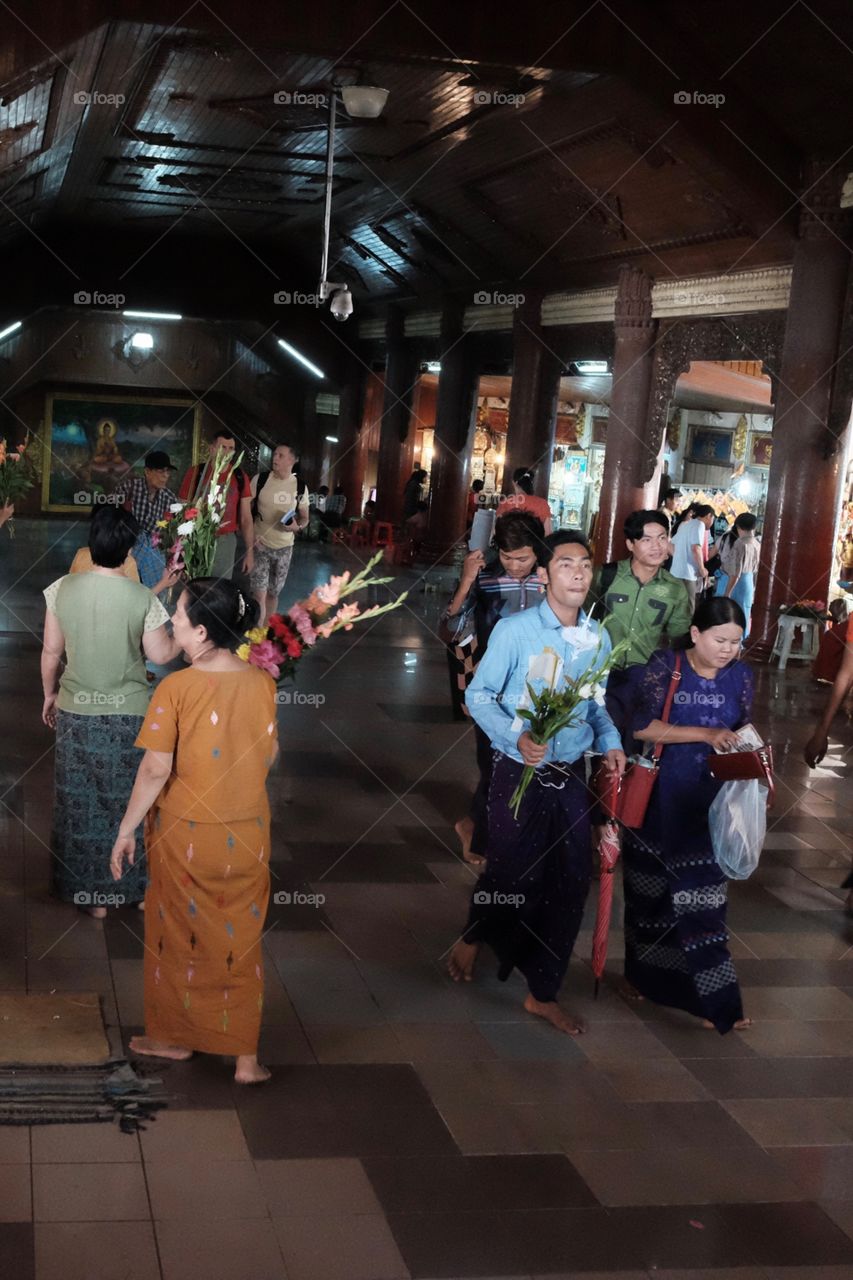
[614,264,654,330]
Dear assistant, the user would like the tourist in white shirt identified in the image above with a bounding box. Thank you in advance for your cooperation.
[670,503,715,611]
[249,444,310,625]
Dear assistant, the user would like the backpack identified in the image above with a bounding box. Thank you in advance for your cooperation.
[593,561,619,613]
[250,470,272,521]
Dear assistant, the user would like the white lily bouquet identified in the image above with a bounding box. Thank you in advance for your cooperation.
[508,623,628,819]
[152,449,240,578]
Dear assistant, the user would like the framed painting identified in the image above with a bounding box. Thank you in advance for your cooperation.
[689,427,732,465]
[41,393,201,513]
[750,435,773,466]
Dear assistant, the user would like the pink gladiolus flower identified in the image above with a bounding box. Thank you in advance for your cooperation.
[316,601,361,638]
[287,603,317,647]
[247,639,282,678]
[316,572,350,607]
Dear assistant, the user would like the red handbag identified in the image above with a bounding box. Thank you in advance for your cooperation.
[596,655,682,829]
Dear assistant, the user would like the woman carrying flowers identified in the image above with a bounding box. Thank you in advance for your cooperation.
[110,577,276,1084]
[447,531,626,1036]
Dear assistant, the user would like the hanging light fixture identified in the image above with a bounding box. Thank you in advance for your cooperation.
[318,81,389,322]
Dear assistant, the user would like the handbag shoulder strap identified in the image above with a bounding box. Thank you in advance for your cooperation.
[652,652,682,762]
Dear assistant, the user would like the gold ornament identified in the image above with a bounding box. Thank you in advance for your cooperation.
[732,414,748,462]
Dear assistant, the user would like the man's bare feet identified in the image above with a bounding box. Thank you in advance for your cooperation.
[129,1035,192,1061]
[235,1054,271,1084]
[702,1017,753,1030]
[447,940,479,982]
[523,992,586,1035]
[455,817,485,867]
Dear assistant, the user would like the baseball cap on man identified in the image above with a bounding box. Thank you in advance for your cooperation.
[145,451,176,470]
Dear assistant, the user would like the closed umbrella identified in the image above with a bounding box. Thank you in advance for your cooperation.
[591,818,622,997]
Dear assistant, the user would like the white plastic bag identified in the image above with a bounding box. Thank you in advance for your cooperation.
[708,778,767,880]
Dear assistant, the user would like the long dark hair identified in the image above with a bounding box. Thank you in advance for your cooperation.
[181,578,261,651]
[513,467,535,496]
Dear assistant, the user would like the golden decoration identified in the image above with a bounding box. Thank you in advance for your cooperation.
[732,414,748,462]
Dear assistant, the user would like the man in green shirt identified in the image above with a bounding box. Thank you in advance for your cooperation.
[588,509,692,742]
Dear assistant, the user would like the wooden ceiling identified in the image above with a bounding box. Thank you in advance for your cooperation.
[0,1,848,322]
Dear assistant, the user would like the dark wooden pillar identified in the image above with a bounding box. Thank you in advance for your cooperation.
[595,265,657,563]
[333,350,367,519]
[503,294,562,498]
[375,309,419,523]
[750,164,853,656]
[423,308,480,562]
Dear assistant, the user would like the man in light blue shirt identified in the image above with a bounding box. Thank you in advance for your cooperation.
[448,530,625,1036]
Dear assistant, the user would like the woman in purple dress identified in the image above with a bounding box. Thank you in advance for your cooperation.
[622,597,753,1033]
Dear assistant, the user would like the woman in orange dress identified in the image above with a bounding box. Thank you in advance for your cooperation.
[111,577,277,1084]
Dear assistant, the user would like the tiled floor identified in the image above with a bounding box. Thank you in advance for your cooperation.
[2,519,853,1279]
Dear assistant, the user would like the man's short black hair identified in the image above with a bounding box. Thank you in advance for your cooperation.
[88,504,139,568]
[663,487,682,501]
[471,479,484,492]
[692,503,715,519]
[208,428,235,443]
[624,509,669,543]
[494,512,545,554]
[538,528,592,569]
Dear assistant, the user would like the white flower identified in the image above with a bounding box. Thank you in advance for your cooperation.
[177,520,195,536]
[211,511,222,524]
[208,484,221,500]
[169,502,184,514]
[561,624,599,655]
[593,686,607,706]
[577,683,594,700]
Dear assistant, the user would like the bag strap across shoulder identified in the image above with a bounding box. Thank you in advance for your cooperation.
[652,652,682,762]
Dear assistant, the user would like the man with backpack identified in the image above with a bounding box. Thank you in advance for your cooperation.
[249,443,310,625]
[588,509,692,742]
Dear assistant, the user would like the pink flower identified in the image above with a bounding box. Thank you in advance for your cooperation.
[316,571,351,607]
[287,604,317,647]
[246,639,282,678]
[316,601,361,638]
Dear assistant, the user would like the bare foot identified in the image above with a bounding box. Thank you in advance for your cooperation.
[136,901,146,912]
[702,1017,753,1030]
[80,906,107,920]
[523,992,586,1035]
[235,1054,271,1084]
[455,817,485,867]
[619,979,645,1003]
[129,1035,192,1061]
[447,940,479,982]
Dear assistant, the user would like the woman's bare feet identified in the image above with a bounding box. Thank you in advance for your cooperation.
[702,1017,753,1030]
[129,1035,192,1061]
[235,1054,271,1084]
[80,906,107,920]
[454,817,485,868]
[136,900,145,912]
[447,940,480,982]
[523,992,586,1035]
[619,979,645,1002]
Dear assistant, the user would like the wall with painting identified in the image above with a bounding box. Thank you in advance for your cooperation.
[664,409,773,517]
